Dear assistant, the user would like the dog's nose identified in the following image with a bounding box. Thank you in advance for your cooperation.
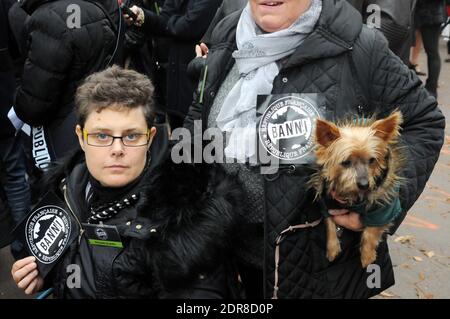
[357,179,369,190]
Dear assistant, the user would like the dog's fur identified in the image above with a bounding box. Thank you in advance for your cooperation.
[310,111,404,268]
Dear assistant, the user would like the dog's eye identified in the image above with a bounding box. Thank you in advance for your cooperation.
[341,160,351,168]
[369,157,376,164]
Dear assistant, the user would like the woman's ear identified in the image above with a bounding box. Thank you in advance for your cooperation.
[147,126,157,150]
[75,125,86,151]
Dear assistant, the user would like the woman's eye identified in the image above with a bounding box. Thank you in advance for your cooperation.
[125,134,138,141]
[96,133,109,140]
[369,157,376,164]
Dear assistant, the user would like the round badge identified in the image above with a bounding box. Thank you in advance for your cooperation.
[25,205,72,264]
[259,96,320,161]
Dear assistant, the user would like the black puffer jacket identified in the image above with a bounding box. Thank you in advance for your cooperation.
[14,0,121,158]
[184,0,445,298]
[0,0,16,139]
[43,151,242,298]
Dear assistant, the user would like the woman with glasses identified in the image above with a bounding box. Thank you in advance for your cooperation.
[11,66,242,299]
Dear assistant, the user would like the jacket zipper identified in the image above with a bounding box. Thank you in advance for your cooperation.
[63,184,85,244]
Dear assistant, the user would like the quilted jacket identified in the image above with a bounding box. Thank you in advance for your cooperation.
[184,0,445,299]
[15,0,120,127]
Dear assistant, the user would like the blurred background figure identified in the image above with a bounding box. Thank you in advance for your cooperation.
[123,0,167,116]
[445,0,450,62]
[202,0,247,45]
[347,0,417,65]
[414,0,447,98]
[13,0,123,167]
[125,0,222,130]
[0,0,30,259]
[411,30,427,76]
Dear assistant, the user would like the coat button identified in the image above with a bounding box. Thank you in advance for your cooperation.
[210,91,216,98]
[136,224,142,230]
[282,77,288,83]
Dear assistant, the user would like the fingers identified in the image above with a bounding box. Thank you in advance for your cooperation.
[11,256,43,294]
[328,209,349,216]
[123,15,133,26]
[332,212,364,232]
[200,43,209,55]
[11,256,35,272]
[17,268,39,291]
[130,5,139,15]
[11,256,36,281]
[24,277,39,295]
[24,276,44,295]
[195,45,203,58]
[196,43,209,58]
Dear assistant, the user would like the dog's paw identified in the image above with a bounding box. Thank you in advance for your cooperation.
[327,242,342,262]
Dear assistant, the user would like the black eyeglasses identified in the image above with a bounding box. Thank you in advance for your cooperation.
[83,129,151,147]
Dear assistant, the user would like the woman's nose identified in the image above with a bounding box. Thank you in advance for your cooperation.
[110,138,125,156]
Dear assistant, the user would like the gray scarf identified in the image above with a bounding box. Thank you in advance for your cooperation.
[216,0,322,162]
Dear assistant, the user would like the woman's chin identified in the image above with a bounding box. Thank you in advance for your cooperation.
[256,18,289,33]
[99,175,132,188]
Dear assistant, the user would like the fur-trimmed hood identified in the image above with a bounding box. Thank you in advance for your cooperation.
[136,159,244,290]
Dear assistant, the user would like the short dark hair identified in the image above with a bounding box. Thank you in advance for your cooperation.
[75,65,155,128]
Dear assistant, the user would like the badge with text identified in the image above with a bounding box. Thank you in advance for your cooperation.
[257,94,326,165]
[82,223,123,249]
[15,191,79,278]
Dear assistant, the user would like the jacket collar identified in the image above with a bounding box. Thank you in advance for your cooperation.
[284,0,362,68]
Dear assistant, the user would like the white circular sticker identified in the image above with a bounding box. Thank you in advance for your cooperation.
[259,96,321,161]
[25,205,72,264]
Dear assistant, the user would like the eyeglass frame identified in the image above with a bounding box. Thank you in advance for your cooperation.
[82,128,152,147]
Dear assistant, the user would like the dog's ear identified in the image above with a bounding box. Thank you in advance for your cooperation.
[315,118,340,147]
[371,111,403,142]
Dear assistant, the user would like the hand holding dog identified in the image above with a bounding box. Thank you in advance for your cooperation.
[329,210,364,232]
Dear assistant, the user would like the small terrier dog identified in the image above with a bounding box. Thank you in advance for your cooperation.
[311,111,404,268]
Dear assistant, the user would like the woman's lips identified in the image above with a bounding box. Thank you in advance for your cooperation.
[260,1,284,7]
[259,1,284,12]
[105,165,128,171]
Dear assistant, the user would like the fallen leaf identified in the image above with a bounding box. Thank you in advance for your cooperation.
[379,291,395,298]
[413,256,423,262]
[424,251,435,258]
[394,235,414,244]
[419,272,425,281]
[399,263,411,269]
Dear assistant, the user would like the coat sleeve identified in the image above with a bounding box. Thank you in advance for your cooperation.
[365,29,446,233]
[14,8,73,126]
[141,0,221,40]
